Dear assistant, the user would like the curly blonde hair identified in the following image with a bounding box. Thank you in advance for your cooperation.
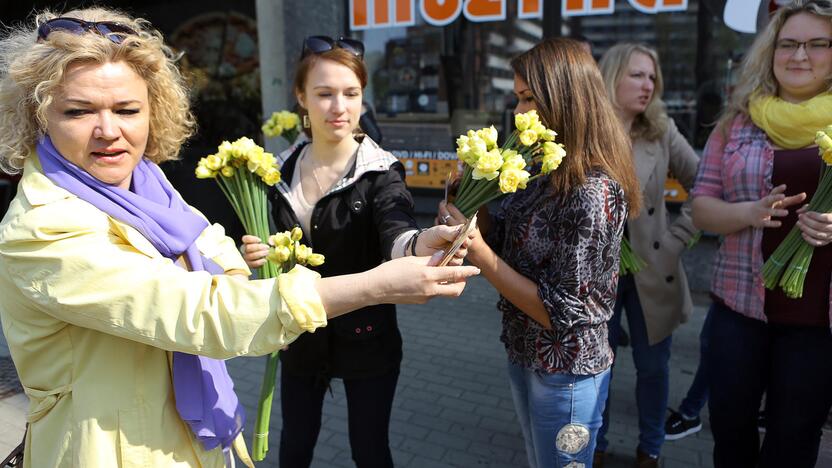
[599,43,668,142]
[718,0,832,132]
[0,7,195,174]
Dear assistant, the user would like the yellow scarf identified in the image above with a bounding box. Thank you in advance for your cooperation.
[748,92,832,149]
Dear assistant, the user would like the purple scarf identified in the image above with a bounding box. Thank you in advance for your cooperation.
[37,136,244,451]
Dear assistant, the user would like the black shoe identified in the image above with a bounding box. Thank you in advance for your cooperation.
[619,327,630,347]
[758,411,766,433]
[665,408,702,441]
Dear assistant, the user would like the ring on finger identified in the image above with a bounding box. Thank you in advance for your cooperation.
[442,214,452,223]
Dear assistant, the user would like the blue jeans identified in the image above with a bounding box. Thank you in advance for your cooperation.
[678,307,713,419]
[507,361,610,468]
[596,275,672,457]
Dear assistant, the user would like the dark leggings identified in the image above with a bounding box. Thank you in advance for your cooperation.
[279,366,399,468]
[706,302,832,468]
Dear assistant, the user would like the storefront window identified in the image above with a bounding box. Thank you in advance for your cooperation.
[355,0,753,193]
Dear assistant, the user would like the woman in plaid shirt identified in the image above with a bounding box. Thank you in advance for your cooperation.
[691,1,832,466]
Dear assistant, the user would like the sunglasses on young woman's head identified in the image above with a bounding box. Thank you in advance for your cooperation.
[36,17,137,44]
[301,35,365,58]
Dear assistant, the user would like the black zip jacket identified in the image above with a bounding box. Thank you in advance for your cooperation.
[270,138,418,379]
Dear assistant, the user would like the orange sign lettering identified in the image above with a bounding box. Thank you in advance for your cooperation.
[350,0,416,30]
[563,0,685,16]
[464,0,506,22]
[518,0,542,19]
[421,0,463,26]
[349,0,688,30]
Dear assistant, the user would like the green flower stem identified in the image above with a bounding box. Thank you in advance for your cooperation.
[456,166,472,203]
[619,237,646,275]
[252,350,279,461]
[456,178,498,217]
[202,164,282,461]
[764,164,832,296]
[461,184,499,213]
[501,131,518,151]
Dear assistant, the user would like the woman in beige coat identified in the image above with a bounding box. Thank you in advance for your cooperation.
[594,43,700,468]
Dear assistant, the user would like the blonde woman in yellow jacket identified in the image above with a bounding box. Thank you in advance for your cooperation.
[0,7,477,467]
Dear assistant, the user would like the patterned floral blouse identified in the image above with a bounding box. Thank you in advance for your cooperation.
[487,171,628,375]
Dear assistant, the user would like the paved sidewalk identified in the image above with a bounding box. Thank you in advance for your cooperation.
[224,276,719,468]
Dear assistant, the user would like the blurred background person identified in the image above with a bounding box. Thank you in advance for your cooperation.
[595,43,700,468]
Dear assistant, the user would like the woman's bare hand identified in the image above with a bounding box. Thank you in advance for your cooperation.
[367,254,480,304]
[796,206,832,247]
[240,235,269,269]
[745,184,806,229]
[414,224,473,265]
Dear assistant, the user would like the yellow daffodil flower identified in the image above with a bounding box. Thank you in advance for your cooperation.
[267,245,291,264]
[468,135,488,164]
[291,227,303,242]
[499,168,530,193]
[220,166,235,178]
[473,148,503,180]
[478,126,499,150]
[540,129,557,142]
[816,131,832,152]
[269,232,292,248]
[195,164,216,179]
[519,129,538,146]
[307,253,325,267]
[295,244,311,264]
[262,168,282,186]
[501,151,526,171]
[515,113,530,132]
[205,154,224,171]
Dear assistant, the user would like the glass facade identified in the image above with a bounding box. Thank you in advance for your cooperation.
[352,0,754,192]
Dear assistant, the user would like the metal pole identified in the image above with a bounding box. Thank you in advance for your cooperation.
[543,0,562,39]
[256,0,289,155]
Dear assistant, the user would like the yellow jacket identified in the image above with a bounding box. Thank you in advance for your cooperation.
[0,156,326,467]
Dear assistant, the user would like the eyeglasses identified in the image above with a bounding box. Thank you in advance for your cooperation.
[775,38,832,55]
[301,35,364,59]
[37,17,137,44]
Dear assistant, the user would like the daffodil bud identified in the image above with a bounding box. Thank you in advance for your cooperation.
[294,244,310,264]
[269,232,292,248]
[307,253,325,267]
[195,164,216,179]
[291,227,303,242]
[817,131,832,151]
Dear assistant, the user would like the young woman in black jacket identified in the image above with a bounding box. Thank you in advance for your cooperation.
[241,36,467,468]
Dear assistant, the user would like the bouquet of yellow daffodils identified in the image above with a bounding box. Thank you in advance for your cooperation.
[196,137,282,278]
[762,127,832,298]
[195,137,285,460]
[251,227,323,461]
[452,110,565,218]
[262,110,301,144]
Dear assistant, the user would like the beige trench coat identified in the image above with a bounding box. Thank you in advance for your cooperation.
[628,118,700,344]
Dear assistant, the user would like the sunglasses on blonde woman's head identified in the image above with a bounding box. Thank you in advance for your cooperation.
[301,35,365,59]
[36,17,137,44]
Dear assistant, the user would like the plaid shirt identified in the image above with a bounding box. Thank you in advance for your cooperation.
[692,115,832,325]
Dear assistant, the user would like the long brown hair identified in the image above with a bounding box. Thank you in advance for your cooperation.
[511,37,641,215]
